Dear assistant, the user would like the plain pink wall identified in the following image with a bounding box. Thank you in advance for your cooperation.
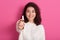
[0,0,60,40]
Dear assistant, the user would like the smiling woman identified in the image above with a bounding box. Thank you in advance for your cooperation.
[16,2,45,40]
[23,2,41,25]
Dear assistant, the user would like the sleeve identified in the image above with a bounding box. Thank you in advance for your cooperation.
[38,25,45,40]
[16,20,21,33]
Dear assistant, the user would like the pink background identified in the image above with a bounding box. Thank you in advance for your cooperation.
[0,0,60,40]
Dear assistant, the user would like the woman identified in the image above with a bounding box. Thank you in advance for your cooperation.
[16,2,45,40]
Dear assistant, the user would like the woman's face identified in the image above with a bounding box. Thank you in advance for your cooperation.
[26,7,36,22]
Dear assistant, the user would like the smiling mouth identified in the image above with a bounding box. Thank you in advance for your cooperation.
[29,16,33,18]
[29,15,33,17]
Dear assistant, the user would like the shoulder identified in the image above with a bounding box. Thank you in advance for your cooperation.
[37,24,44,28]
[37,24,45,30]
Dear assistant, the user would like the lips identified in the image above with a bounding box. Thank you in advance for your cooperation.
[29,16,33,18]
[29,15,33,17]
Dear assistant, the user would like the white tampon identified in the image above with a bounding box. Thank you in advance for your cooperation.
[22,16,24,20]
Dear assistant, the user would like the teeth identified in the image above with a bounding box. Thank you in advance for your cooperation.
[29,16,32,17]
[30,16,32,17]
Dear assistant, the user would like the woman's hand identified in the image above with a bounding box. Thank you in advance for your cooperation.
[18,19,25,30]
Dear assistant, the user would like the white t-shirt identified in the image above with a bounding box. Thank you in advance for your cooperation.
[16,20,45,40]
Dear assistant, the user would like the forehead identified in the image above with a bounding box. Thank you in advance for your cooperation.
[26,7,35,10]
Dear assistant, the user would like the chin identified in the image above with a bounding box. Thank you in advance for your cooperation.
[29,18,34,21]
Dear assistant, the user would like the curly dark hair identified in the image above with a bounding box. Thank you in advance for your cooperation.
[22,2,42,25]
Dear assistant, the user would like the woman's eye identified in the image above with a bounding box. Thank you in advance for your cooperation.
[32,10,35,13]
[27,10,30,13]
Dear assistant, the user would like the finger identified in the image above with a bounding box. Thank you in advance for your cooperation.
[20,19,24,22]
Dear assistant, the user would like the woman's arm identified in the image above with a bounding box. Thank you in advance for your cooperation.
[37,25,45,40]
[16,19,24,33]
[39,25,45,40]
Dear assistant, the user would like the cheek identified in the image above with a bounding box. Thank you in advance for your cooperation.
[33,13,36,18]
[26,13,30,19]
[26,13,29,17]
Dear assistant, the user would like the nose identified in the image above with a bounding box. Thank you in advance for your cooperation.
[29,12,32,15]
[29,12,32,17]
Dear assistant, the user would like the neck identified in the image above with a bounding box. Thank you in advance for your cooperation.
[29,20,34,23]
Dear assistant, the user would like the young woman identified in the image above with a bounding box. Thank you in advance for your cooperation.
[16,2,45,40]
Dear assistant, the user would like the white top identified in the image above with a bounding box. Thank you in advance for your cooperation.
[16,20,45,40]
